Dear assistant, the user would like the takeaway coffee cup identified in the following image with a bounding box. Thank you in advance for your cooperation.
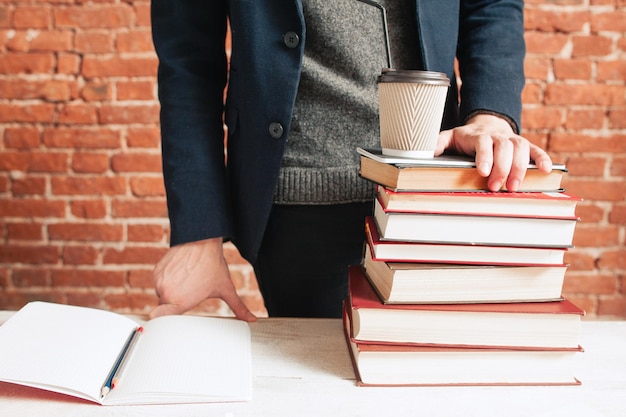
[378,69,450,158]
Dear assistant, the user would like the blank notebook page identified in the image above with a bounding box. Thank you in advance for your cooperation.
[104,314,252,405]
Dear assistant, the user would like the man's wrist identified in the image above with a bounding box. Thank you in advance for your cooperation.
[464,110,519,134]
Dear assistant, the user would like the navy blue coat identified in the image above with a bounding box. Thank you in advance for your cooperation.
[151,0,526,263]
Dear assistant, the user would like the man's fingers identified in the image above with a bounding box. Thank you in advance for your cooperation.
[150,303,185,319]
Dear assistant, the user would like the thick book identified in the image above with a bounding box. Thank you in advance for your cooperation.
[377,185,581,218]
[374,197,578,248]
[343,304,582,387]
[365,216,568,265]
[363,245,567,304]
[347,266,584,349]
[0,302,252,405]
[357,147,568,191]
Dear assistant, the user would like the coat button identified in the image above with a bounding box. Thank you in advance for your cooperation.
[283,31,300,48]
[269,122,284,139]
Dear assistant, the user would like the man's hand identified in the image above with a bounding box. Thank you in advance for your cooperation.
[436,113,553,192]
[150,237,257,321]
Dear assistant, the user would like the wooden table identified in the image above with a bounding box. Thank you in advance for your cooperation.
[0,312,624,416]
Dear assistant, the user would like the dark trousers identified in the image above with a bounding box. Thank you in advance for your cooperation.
[253,202,373,318]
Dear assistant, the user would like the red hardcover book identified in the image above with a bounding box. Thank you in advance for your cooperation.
[347,266,584,349]
[377,185,581,218]
[362,245,567,304]
[365,216,568,265]
[343,303,582,387]
[374,196,579,247]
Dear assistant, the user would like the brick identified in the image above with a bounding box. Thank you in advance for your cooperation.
[130,176,166,197]
[564,108,605,130]
[127,127,160,148]
[0,103,56,123]
[0,152,68,173]
[0,291,65,311]
[11,177,46,196]
[572,35,613,57]
[0,7,11,28]
[29,31,74,52]
[609,204,626,224]
[75,31,114,54]
[574,203,604,223]
[3,127,40,149]
[28,152,69,173]
[57,52,81,75]
[611,156,626,176]
[135,3,152,27]
[0,245,59,264]
[58,103,99,124]
[524,57,551,80]
[111,153,161,173]
[62,245,99,265]
[597,61,626,82]
[81,82,113,101]
[0,176,9,193]
[563,178,626,202]
[48,223,123,242]
[105,292,158,313]
[553,59,593,80]
[544,84,624,106]
[128,269,154,289]
[54,5,134,29]
[43,127,121,149]
[112,200,168,218]
[550,133,626,153]
[82,56,158,78]
[524,9,588,33]
[573,224,620,247]
[565,156,606,177]
[0,79,75,102]
[563,273,617,295]
[116,80,155,100]
[608,109,626,129]
[520,106,562,129]
[116,30,154,53]
[70,200,107,219]
[51,269,126,287]
[103,247,167,265]
[591,11,626,32]
[128,224,167,242]
[0,52,55,74]
[12,269,50,287]
[51,176,126,196]
[598,250,626,270]
[65,292,104,309]
[71,152,109,174]
[597,297,626,318]
[98,104,160,124]
[520,84,542,104]
[13,6,51,29]
[524,32,568,55]
[563,250,595,271]
[6,223,44,241]
[0,199,65,218]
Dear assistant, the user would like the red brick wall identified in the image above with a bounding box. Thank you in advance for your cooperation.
[0,1,624,318]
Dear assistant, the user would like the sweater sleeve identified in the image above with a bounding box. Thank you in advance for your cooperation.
[151,0,234,246]
[457,0,526,133]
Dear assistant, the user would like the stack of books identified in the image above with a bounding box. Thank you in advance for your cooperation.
[343,148,585,386]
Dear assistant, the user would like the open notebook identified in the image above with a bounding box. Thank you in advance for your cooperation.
[0,301,252,405]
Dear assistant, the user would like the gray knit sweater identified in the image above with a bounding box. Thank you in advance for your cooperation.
[274,0,421,204]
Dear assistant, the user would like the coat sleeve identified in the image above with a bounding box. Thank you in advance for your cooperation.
[457,0,526,133]
[151,0,234,246]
